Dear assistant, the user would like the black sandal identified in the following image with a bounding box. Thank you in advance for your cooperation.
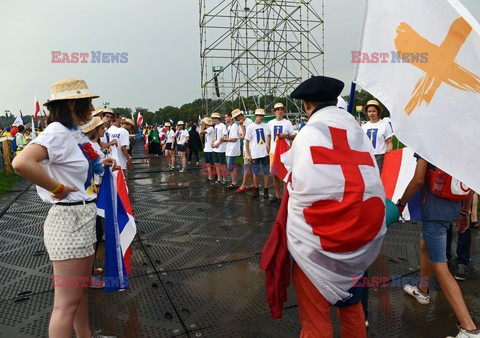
[227,184,238,190]
[471,221,479,229]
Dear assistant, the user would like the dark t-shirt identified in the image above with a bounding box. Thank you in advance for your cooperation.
[414,153,461,222]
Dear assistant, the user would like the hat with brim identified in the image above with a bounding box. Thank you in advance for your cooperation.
[121,118,136,128]
[203,117,213,125]
[164,122,171,127]
[363,100,384,115]
[81,116,104,134]
[255,109,265,116]
[231,109,243,118]
[273,103,285,110]
[291,76,344,102]
[211,112,221,119]
[177,120,185,125]
[92,107,103,117]
[44,78,99,106]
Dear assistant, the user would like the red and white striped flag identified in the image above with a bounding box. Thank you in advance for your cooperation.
[34,95,40,121]
[137,113,144,127]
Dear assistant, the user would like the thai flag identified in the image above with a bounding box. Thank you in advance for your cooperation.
[97,168,136,292]
[381,148,421,221]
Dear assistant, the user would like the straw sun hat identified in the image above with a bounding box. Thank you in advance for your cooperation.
[211,112,221,119]
[273,103,285,110]
[231,109,243,118]
[203,117,213,125]
[363,99,384,115]
[254,108,265,116]
[44,78,99,106]
[177,120,185,125]
[81,116,104,133]
[164,122,171,127]
[122,118,136,128]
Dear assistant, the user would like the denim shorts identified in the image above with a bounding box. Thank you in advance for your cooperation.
[204,152,213,164]
[421,220,450,263]
[177,144,186,152]
[227,156,237,173]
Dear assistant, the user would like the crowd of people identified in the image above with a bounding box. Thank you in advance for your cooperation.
[4,75,480,338]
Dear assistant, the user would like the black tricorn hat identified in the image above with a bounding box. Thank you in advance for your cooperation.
[291,76,344,102]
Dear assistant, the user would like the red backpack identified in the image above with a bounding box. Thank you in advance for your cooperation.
[426,167,470,202]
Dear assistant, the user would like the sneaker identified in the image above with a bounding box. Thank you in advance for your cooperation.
[251,188,260,198]
[212,180,221,185]
[454,264,469,281]
[179,168,186,173]
[447,325,480,338]
[403,284,430,304]
[365,320,369,328]
[263,188,269,201]
[221,180,227,185]
[93,329,117,338]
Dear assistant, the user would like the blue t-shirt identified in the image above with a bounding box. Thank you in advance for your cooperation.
[414,154,461,222]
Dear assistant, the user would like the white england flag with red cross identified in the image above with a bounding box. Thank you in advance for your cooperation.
[355,0,480,193]
[284,106,386,304]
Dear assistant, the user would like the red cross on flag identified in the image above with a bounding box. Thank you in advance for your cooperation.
[285,106,386,305]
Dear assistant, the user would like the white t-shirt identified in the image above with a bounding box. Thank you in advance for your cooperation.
[268,118,295,155]
[213,123,228,153]
[239,118,253,136]
[361,119,393,155]
[204,126,214,152]
[176,130,189,145]
[245,122,271,159]
[105,125,118,157]
[30,122,97,203]
[110,127,130,169]
[166,130,175,144]
[226,123,241,157]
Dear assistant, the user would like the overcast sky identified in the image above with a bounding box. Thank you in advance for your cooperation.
[1,0,479,116]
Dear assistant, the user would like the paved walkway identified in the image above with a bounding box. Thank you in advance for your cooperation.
[0,143,479,337]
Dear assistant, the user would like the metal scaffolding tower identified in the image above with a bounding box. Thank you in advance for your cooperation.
[199,0,324,115]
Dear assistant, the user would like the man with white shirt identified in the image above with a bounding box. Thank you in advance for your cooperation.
[233,109,255,194]
[267,103,295,203]
[99,108,117,154]
[211,112,228,184]
[224,110,241,189]
[245,109,271,200]
[199,117,214,181]
[111,118,133,173]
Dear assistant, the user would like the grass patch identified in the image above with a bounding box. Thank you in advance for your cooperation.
[0,170,20,196]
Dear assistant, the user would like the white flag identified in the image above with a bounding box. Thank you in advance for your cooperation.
[31,117,36,140]
[355,0,480,192]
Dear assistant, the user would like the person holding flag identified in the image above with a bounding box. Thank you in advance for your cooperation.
[361,100,393,173]
[261,76,386,337]
[267,103,295,204]
[12,78,115,338]
[244,109,271,200]
[397,156,478,337]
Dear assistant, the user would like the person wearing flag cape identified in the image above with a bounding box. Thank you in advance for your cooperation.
[261,76,386,337]
[12,78,115,338]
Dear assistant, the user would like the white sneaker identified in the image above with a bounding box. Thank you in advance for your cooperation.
[447,326,480,337]
[403,284,430,304]
[365,320,369,328]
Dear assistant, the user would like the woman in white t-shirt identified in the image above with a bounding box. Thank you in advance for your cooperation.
[199,117,214,181]
[174,121,189,172]
[361,99,393,173]
[12,78,114,338]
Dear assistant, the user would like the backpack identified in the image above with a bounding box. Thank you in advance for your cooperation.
[11,137,17,152]
[426,167,470,202]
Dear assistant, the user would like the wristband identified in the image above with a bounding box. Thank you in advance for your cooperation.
[49,183,62,194]
[55,184,65,195]
[396,199,406,207]
[460,210,471,217]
